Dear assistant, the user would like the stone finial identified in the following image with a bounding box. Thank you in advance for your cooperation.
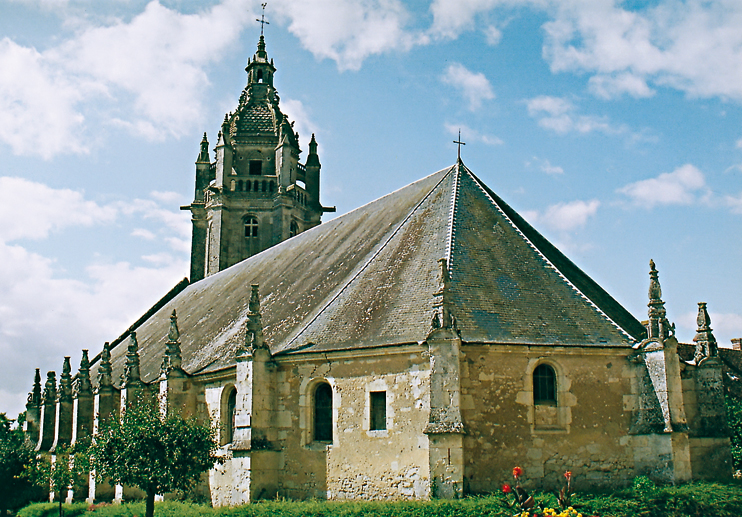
[58,357,73,402]
[693,302,718,365]
[42,371,56,405]
[74,349,92,397]
[97,342,113,390]
[161,309,183,376]
[122,332,142,387]
[197,133,210,163]
[431,258,457,331]
[238,284,267,358]
[646,259,673,341]
[27,368,42,407]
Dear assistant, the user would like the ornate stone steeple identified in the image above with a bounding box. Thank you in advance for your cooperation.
[74,349,92,397]
[122,332,142,388]
[431,258,457,332]
[58,357,73,402]
[27,368,42,408]
[42,371,57,405]
[97,342,113,391]
[161,309,184,376]
[182,22,334,282]
[238,285,267,358]
[646,259,674,341]
[693,302,718,364]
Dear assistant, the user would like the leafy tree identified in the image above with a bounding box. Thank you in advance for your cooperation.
[725,393,742,471]
[90,400,219,517]
[22,440,90,517]
[0,413,40,516]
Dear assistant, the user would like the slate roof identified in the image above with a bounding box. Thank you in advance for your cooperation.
[91,163,644,387]
[235,102,277,136]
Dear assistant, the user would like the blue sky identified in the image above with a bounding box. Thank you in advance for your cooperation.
[1,0,741,418]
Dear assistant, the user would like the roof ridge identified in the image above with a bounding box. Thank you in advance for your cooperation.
[461,165,640,342]
[275,165,457,354]
[445,162,461,276]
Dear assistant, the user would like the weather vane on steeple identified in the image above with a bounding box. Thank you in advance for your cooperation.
[453,129,466,162]
[257,3,270,36]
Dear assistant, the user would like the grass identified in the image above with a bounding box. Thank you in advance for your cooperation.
[16,481,742,517]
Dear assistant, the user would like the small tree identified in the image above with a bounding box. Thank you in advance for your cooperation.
[22,440,90,517]
[0,413,40,515]
[90,399,219,517]
[726,392,742,472]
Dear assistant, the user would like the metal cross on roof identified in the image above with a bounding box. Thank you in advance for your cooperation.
[453,130,466,161]
[257,3,270,36]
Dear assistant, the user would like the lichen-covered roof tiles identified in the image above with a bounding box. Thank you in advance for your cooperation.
[91,163,644,387]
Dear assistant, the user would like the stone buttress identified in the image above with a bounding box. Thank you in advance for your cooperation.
[424,259,465,498]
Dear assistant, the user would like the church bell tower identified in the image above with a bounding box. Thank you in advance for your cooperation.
[182,31,334,283]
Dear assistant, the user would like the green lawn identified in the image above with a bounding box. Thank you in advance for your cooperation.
[16,481,742,517]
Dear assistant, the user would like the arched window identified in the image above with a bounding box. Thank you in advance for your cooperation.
[262,180,267,192]
[313,383,333,442]
[289,221,299,238]
[238,180,244,192]
[246,180,251,192]
[533,364,556,405]
[221,386,237,445]
[254,180,259,192]
[257,69,263,83]
[269,181,275,193]
[244,217,259,238]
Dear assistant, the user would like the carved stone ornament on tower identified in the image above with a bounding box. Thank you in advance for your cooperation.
[27,368,42,407]
[237,284,267,358]
[58,356,73,402]
[73,349,92,397]
[42,371,56,405]
[430,258,457,333]
[122,332,142,387]
[161,309,184,375]
[97,341,113,391]
[646,259,675,342]
[693,302,718,365]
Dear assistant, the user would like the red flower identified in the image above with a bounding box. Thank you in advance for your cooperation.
[502,483,512,493]
[513,466,523,478]
[564,470,572,481]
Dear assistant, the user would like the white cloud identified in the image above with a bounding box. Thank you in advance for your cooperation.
[526,156,563,175]
[132,228,157,240]
[588,72,655,100]
[618,164,708,208]
[736,138,742,149]
[442,63,495,111]
[725,192,742,214]
[281,98,321,151]
[429,0,742,102]
[0,177,116,242]
[150,191,183,204]
[0,0,255,158]
[526,95,620,135]
[526,199,600,232]
[484,25,502,46]
[0,178,191,418]
[445,123,503,147]
[0,38,89,159]
[272,0,420,71]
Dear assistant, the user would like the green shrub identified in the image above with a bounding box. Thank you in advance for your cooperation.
[17,502,89,517]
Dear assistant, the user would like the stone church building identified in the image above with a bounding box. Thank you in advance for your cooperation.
[22,33,740,505]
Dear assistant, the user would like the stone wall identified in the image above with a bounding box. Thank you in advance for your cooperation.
[460,344,637,492]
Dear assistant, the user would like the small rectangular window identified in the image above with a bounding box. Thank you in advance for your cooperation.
[249,160,262,176]
[370,391,386,431]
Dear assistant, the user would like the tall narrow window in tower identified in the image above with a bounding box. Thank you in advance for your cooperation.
[249,160,262,176]
[313,383,333,442]
[533,364,557,405]
[244,217,259,238]
[370,391,387,431]
[289,221,298,238]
